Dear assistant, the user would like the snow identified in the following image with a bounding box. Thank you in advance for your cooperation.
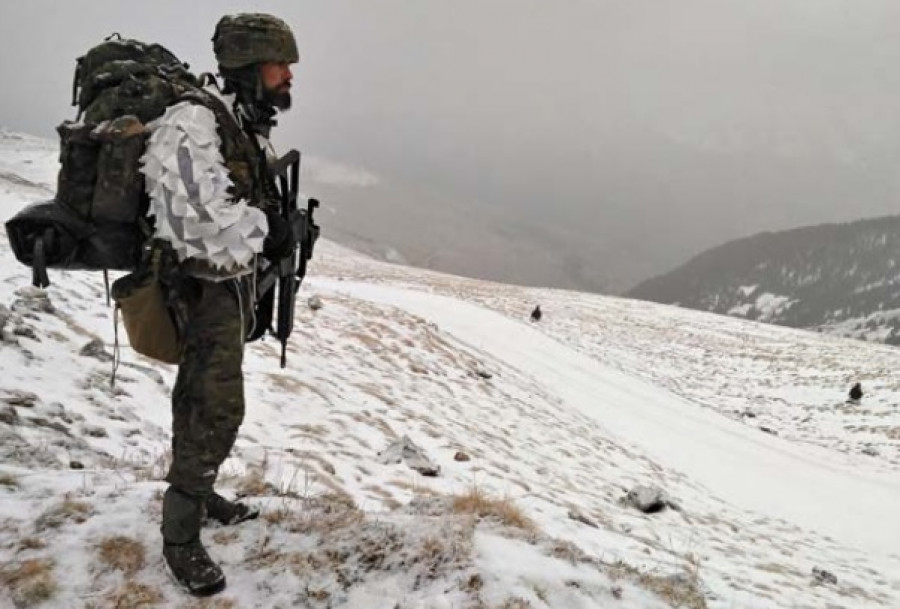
[752,292,794,320]
[1,130,899,608]
[726,303,753,316]
[326,280,900,558]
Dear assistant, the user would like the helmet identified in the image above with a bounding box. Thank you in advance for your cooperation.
[212,13,298,69]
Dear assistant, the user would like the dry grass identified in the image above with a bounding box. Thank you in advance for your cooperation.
[129,450,172,482]
[414,526,475,581]
[17,537,47,552]
[451,486,536,532]
[181,599,238,609]
[212,530,240,545]
[607,555,708,609]
[0,472,20,489]
[0,559,57,607]
[282,495,364,536]
[97,535,146,574]
[102,581,163,608]
[496,598,533,609]
[234,470,278,497]
[34,497,93,530]
[547,538,592,565]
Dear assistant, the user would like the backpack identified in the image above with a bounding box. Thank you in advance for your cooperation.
[5,34,203,288]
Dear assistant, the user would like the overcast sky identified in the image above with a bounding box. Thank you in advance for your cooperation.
[3,0,900,287]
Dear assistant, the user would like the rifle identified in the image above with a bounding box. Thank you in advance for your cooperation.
[248,149,320,367]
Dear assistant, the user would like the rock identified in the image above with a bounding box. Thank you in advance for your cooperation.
[47,403,73,425]
[0,405,19,425]
[28,417,70,435]
[82,425,108,438]
[11,287,54,314]
[69,460,84,470]
[377,435,441,477]
[453,451,471,462]
[567,509,598,528]
[812,567,837,586]
[0,304,10,332]
[862,446,880,457]
[12,325,37,341]
[2,391,39,408]
[759,426,778,435]
[79,338,112,362]
[611,585,623,599]
[740,410,757,419]
[625,485,674,514]
[475,367,493,380]
[307,295,324,310]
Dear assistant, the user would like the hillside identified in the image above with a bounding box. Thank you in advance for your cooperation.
[627,217,900,345]
[1,130,899,608]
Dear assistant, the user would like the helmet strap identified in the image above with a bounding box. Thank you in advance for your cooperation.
[220,65,278,138]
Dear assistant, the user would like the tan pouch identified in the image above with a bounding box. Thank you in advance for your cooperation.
[111,257,182,365]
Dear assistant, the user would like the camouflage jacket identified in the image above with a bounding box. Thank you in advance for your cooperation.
[140,85,276,281]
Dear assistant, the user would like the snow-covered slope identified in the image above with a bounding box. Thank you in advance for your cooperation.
[1,131,899,608]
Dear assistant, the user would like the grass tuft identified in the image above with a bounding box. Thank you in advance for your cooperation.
[451,485,536,532]
[97,535,146,574]
[34,497,93,531]
[0,559,57,607]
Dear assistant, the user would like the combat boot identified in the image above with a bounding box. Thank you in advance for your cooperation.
[163,538,226,596]
[205,492,260,525]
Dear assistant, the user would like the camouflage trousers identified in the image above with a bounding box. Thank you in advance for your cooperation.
[162,276,252,544]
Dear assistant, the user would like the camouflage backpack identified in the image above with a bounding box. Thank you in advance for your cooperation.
[5,34,203,288]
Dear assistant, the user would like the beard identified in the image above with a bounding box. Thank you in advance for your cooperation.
[262,84,292,111]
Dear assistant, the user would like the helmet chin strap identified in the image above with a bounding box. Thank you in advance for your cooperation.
[220,65,278,138]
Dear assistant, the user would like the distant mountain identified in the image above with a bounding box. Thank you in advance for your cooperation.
[626,215,900,345]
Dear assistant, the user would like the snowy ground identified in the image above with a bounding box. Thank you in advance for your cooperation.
[1,130,899,608]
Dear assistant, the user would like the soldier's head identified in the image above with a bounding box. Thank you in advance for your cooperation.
[212,13,298,110]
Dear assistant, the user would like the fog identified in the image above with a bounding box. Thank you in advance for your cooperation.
[3,0,900,292]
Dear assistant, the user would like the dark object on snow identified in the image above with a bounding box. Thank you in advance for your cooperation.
[79,338,113,362]
[567,509,598,528]
[307,294,323,311]
[378,435,441,476]
[474,366,493,380]
[530,305,542,322]
[0,405,19,425]
[849,382,863,402]
[812,567,838,586]
[69,460,85,470]
[453,451,471,462]
[625,485,678,514]
[759,426,778,435]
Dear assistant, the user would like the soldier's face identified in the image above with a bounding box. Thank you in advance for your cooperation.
[260,61,293,110]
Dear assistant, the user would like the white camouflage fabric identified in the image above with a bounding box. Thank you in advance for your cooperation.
[140,89,268,279]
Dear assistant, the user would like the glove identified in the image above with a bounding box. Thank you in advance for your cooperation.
[262,209,295,261]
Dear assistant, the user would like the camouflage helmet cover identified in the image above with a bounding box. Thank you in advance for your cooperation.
[212,13,299,69]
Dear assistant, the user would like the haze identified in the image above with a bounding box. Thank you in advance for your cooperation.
[3,0,899,292]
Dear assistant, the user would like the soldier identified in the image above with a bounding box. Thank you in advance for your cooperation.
[849,382,863,403]
[530,304,542,322]
[139,13,300,596]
